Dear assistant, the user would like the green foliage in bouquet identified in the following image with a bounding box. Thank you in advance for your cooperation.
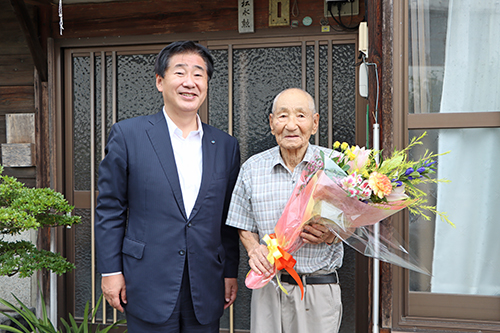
[0,166,81,277]
[0,291,126,333]
[371,133,453,225]
[329,132,453,226]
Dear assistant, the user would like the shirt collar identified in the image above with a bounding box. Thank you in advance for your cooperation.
[163,106,204,140]
[270,144,318,172]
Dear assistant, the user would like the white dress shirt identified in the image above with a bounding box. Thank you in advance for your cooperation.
[163,108,203,218]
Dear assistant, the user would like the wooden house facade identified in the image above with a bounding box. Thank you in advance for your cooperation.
[1,0,499,332]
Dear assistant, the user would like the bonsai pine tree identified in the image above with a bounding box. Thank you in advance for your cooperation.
[0,166,80,278]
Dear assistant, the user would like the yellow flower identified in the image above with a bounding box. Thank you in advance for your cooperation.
[368,172,392,199]
[340,142,349,151]
[333,141,340,149]
[347,150,356,161]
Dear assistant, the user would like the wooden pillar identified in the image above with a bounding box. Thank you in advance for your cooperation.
[35,68,51,314]
[35,69,50,189]
[366,0,396,331]
[380,0,395,329]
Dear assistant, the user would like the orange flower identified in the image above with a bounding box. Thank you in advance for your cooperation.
[368,172,392,199]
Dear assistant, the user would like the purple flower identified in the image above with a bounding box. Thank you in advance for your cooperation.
[408,176,414,180]
[426,161,436,167]
[417,167,426,173]
[404,168,414,176]
[395,181,403,187]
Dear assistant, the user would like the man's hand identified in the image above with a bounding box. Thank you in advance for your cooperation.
[224,278,238,309]
[239,230,274,277]
[102,274,127,313]
[301,223,337,245]
[247,243,274,277]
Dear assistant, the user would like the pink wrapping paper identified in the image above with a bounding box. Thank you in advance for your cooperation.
[245,170,415,290]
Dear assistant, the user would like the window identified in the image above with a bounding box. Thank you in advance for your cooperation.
[394,0,500,330]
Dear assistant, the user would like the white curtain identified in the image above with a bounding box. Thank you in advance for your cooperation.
[431,0,500,295]
[408,0,432,114]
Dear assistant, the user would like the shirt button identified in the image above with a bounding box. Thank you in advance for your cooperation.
[292,180,296,184]
[187,222,192,227]
[179,250,185,256]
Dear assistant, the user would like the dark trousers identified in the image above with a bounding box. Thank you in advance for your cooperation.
[126,263,219,333]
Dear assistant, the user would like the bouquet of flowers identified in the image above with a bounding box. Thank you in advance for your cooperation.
[245,132,452,296]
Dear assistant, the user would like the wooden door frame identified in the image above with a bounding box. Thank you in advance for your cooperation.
[51,30,368,331]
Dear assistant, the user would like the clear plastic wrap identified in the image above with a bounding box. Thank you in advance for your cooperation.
[246,136,450,291]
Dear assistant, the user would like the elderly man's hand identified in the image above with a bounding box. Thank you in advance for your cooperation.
[248,243,274,277]
[301,223,338,245]
[239,230,275,277]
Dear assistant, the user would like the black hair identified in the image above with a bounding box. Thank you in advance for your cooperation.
[154,41,214,81]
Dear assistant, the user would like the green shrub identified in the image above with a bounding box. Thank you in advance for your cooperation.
[0,292,126,332]
[0,165,81,277]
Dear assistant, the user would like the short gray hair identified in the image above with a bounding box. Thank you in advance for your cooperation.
[271,88,317,114]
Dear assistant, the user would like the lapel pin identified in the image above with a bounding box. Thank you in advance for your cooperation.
[211,140,215,144]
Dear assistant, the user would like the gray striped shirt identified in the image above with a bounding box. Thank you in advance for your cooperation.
[226,144,343,274]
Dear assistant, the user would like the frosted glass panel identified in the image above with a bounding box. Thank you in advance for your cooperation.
[73,57,91,191]
[74,208,92,317]
[331,43,356,333]
[73,55,113,190]
[116,54,163,122]
[305,44,356,148]
[209,49,229,133]
[233,46,302,163]
[332,44,356,145]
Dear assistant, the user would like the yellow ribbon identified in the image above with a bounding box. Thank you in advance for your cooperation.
[263,234,288,295]
[263,234,282,265]
[263,233,304,299]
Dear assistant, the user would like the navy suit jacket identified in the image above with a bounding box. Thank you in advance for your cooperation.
[95,110,240,325]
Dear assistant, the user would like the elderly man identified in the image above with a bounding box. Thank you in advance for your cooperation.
[226,88,344,333]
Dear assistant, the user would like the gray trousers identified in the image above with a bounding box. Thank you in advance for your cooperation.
[250,275,342,333]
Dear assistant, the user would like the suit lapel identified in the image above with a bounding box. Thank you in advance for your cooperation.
[188,123,216,221]
[146,111,187,220]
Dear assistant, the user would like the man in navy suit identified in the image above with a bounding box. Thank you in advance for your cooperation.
[95,41,240,332]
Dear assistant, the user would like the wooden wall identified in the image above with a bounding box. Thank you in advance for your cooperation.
[0,0,36,187]
[49,0,364,39]
[1,0,365,189]
[1,0,371,329]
